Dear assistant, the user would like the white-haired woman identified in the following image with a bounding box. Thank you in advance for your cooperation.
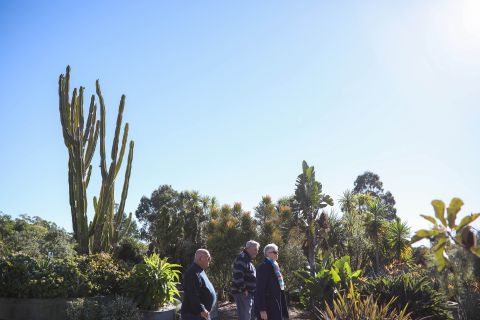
[254,243,289,320]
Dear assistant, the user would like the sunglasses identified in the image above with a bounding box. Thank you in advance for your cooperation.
[269,251,278,254]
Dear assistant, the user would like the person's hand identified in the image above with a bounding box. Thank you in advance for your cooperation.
[260,310,268,320]
[200,310,209,320]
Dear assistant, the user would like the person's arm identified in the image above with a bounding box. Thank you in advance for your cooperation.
[255,264,268,312]
[185,270,206,314]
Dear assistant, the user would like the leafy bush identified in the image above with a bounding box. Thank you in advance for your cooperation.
[66,298,84,320]
[114,238,146,265]
[361,273,453,320]
[52,257,88,297]
[319,283,412,320]
[278,229,307,302]
[296,255,361,307]
[128,253,181,310]
[0,254,38,298]
[437,247,480,320]
[0,253,129,298]
[101,296,141,320]
[28,259,70,298]
[66,297,103,320]
[0,255,79,298]
[77,253,130,296]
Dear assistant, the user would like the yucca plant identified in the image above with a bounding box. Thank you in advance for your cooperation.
[128,254,181,310]
[319,281,412,320]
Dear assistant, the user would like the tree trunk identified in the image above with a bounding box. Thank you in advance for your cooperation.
[306,227,316,277]
[374,235,380,274]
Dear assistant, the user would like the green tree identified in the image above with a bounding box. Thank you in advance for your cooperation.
[207,203,257,299]
[338,190,357,216]
[254,195,283,248]
[353,171,396,220]
[0,214,75,258]
[364,198,387,273]
[135,185,211,268]
[323,211,347,260]
[294,160,334,276]
[386,217,411,262]
[338,193,373,272]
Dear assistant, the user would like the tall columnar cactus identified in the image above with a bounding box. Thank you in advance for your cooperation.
[58,66,100,255]
[89,79,134,253]
[58,66,134,254]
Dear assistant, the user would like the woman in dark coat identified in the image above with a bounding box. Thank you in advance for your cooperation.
[254,243,289,320]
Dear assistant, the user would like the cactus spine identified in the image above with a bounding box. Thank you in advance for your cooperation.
[58,66,133,254]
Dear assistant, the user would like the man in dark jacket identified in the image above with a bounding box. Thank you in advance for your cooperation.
[181,249,216,320]
[231,240,260,320]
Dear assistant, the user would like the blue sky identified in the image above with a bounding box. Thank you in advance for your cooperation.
[1,0,479,234]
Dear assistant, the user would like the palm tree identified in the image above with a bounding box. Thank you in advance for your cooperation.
[294,160,333,276]
[338,190,358,215]
[364,198,386,274]
[386,217,411,261]
[339,192,372,271]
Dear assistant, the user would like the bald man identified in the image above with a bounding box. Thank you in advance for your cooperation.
[181,249,217,320]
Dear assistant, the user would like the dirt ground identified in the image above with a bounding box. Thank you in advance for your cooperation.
[217,301,312,320]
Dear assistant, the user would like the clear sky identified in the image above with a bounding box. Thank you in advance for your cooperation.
[1,0,479,234]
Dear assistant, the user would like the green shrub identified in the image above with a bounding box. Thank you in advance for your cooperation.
[0,254,37,298]
[101,296,141,320]
[0,253,130,298]
[361,273,453,320]
[128,253,181,310]
[114,238,146,265]
[278,231,307,302]
[52,257,88,297]
[77,253,130,296]
[28,259,69,298]
[66,298,85,320]
[0,255,76,298]
[296,255,361,307]
[66,297,103,320]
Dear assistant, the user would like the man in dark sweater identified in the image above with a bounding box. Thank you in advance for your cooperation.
[181,249,216,320]
[231,240,260,320]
